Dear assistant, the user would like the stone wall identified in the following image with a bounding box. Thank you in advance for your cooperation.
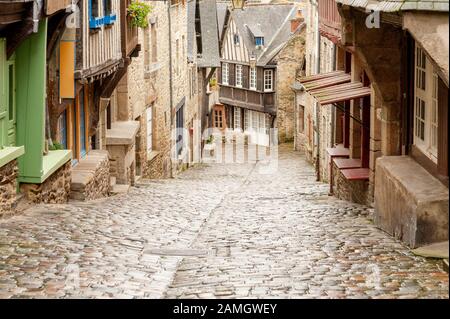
[332,162,370,206]
[276,26,306,143]
[20,161,71,204]
[0,160,18,216]
[144,2,188,179]
[70,150,110,201]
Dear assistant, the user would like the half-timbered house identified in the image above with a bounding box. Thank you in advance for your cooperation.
[216,2,305,145]
[47,0,141,200]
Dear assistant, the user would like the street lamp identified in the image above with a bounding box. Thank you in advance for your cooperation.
[231,0,246,10]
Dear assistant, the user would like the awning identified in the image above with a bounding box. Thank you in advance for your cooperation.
[298,70,371,105]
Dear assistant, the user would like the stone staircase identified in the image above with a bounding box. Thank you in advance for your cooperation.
[70,150,110,201]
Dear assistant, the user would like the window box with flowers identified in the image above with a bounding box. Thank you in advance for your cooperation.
[127,1,153,28]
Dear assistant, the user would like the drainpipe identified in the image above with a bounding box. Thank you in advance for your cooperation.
[168,3,174,127]
[330,43,336,147]
[167,2,174,177]
[312,0,321,181]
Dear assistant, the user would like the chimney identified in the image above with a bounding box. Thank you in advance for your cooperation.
[290,9,304,33]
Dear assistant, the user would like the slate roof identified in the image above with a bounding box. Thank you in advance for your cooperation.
[187,0,197,62]
[227,3,301,66]
[187,0,221,68]
[335,0,449,12]
[198,0,221,68]
[217,2,229,39]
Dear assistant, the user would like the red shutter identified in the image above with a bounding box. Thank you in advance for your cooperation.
[437,77,448,177]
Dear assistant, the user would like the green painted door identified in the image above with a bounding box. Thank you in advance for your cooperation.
[6,57,15,146]
[0,39,16,148]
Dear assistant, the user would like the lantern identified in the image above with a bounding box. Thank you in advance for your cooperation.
[231,0,246,10]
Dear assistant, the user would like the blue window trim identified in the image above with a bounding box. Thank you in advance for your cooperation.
[255,37,264,46]
[89,0,116,29]
[104,14,117,25]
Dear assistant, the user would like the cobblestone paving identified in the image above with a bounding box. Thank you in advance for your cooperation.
[0,144,448,298]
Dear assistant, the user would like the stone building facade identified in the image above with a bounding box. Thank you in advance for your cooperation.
[293,0,449,248]
[276,9,307,143]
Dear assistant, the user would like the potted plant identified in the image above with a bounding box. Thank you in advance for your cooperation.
[127,1,153,28]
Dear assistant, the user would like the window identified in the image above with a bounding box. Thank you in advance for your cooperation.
[222,62,229,85]
[264,69,273,91]
[235,64,243,87]
[104,0,112,16]
[89,0,116,28]
[298,105,305,133]
[413,44,439,161]
[89,0,102,28]
[244,109,249,131]
[176,105,184,156]
[249,67,256,90]
[8,64,14,122]
[234,107,241,131]
[214,109,223,128]
[176,39,180,75]
[255,37,264,46]
[58,111,67,149]
[146,106,153,152]
[144,26,150,70]
[151,22,157,62]
[234,33,240,46]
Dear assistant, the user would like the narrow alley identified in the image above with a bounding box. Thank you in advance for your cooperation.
[0,144,447,299]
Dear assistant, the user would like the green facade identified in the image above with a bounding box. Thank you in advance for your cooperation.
[15,19,71,183]
[0,38,16,148]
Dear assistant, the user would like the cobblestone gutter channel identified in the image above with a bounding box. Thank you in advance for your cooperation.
[0,144,447,298]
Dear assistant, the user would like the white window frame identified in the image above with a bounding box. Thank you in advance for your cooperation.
[235,64,243,88]
[233,107,241,131]
[249,67,257,90]
[413,43,438,162]
[264,69,273,92]
[222,62,229,85]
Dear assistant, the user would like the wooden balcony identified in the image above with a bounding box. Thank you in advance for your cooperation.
[121,0,139,58]
[219,86,276,115]
[318,0,342,43]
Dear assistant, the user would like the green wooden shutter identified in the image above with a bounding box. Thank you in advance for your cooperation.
[0,39,6,149]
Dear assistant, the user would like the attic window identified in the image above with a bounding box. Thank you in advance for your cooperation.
[234,34,240,46]
[255,37,264,47]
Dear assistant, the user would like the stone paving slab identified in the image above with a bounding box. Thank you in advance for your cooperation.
[0,144,448,299]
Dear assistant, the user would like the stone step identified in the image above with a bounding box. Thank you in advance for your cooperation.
[70,151,110,201]
[412,241,449,259]
[110,184,130,195]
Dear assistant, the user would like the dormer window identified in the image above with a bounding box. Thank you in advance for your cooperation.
[255,37,264,47]
[234,34,240,46]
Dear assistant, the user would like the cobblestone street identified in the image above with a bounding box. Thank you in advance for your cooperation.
[0,144,448,299]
